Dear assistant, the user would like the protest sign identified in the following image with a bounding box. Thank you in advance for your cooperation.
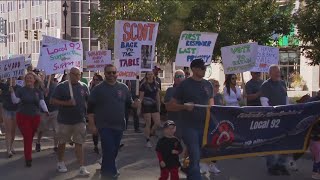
[0,56,25,79]
[24,58,32,68]
[221,43,258,74]
[37,35,70,70]
[250,46,279,72]
[40,41,83,74]
[85,50,111,71]
[175,31,218,67]
[16,80,24,87]
[200,101,320,161]
[114,20,159,80]
[41,35,69,47]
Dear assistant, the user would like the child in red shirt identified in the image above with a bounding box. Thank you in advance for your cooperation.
[156,120,183,180]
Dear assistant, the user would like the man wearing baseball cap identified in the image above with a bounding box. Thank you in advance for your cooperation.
[167,59,214,180]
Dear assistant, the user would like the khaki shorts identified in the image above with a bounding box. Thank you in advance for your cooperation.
[57,122,86,144]
[38,111,58,132]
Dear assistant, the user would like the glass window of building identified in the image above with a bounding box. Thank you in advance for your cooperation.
[54,13,58,27]
[39,16,42,29]
[71,13,79,26]
[71,28,80,37]
[81,28,89,38]
[81,14,89,27]
[81,3,89,13]
[25,19,28,30]
[32,18,35,30]
[82,39,89,52]
[279,50,300,90]
[71,2,80,12]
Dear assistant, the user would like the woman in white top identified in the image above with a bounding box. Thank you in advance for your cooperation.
[223,74,241,106]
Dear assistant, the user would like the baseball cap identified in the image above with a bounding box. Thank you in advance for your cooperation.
[163,120,176,128]
[190,58,205,69]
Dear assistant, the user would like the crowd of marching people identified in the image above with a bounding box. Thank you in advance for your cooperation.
[0,59,319,180]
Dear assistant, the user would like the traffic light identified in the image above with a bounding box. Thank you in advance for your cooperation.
[24,30,28,39]
[34,30,38,40]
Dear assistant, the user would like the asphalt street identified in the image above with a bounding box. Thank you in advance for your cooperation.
[0,123,316,180]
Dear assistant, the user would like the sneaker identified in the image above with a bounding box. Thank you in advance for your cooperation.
[57,162,68,173]
[199,162,208,174]
[25,160,32,167]
[79,166,90,176]
[312,173,320,179]
[11,148,16,154]
[145,141,152,148]
[113,171,120,178]
[8,151,13,158]
[35,143,41,152]
[287,160,298,171]
[208,163,221,174]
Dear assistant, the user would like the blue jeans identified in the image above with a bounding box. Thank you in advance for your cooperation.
[266,154,288,169]
[182,128,203,180]
[99,128,123,177]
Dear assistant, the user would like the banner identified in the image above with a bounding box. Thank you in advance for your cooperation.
[40,41,83,75]
[85,50,111,71]
[250,46,279,72]
[114,20,159,80]
[37,35,70,70]
[201,101,320,161]
[41,35,69,47]
[0,56,25,79]
[16,80,24,87]
[221,42,258,74]
[175,31,218,67]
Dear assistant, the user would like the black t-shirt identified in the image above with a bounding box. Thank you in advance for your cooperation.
[156,136,182,168]
[140,81,159,101]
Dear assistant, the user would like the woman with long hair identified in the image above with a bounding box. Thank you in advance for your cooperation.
[223,74,241,106]
[139,71,161,148]
[10,72,49,167]
[90,74,103,154]
[0,78,21,158]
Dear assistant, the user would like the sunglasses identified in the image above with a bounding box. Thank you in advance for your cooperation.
[175,75,185,79]
[231,77,237,80]
[93,79,100,81]
[106,71,117,75]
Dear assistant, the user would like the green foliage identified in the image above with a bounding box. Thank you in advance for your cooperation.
[295,0,320,65]
[89,0,293,64]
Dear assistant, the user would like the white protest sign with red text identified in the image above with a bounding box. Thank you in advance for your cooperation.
[0,56,25,79]
[250,46,279,72]
[114,20,159,80]
[40,41,83,75]
[85,50,111,71]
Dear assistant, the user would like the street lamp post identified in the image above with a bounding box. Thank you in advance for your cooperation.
[62,1,68,40]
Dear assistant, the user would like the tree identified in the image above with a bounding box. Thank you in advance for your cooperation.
[89,0,293,64]
[295,0,320,65]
